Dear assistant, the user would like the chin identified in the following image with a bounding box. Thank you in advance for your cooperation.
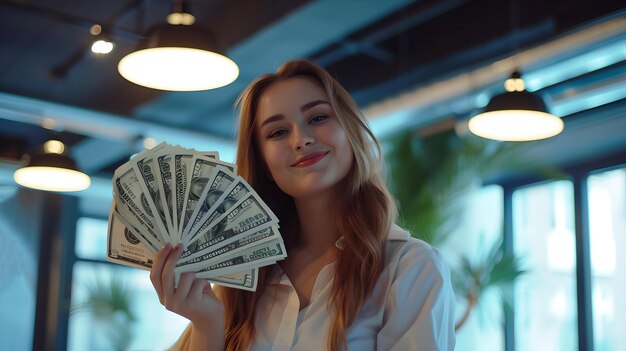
[275,166,353,198]
[282,179,343,199]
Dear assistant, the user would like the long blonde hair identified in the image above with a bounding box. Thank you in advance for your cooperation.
[215,60,397,351]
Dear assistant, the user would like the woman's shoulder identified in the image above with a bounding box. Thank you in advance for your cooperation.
[384,224,450,277]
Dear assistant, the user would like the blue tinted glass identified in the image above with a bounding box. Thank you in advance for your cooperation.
[443,185,505,350]
[67,261,189,350]
[513,181,578,351]
[75,217,108,260]
[588,167,626,351]
[0,218,36,350]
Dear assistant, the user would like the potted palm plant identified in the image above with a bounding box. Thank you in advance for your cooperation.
[71,275,136,350]
[384,126,560,330]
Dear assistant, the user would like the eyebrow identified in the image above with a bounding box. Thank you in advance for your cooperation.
[259,100,330,129]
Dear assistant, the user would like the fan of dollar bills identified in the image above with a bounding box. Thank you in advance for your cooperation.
[107,142,286,291]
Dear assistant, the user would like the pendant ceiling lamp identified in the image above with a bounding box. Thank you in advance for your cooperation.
[13,140,91,192]
[468,71,564,141]
[118,1,239,91]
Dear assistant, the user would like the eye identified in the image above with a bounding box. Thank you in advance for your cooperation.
[267,129,288,139]
[309,114,329,124]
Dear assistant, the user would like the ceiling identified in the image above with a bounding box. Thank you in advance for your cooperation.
[0,0,625,209]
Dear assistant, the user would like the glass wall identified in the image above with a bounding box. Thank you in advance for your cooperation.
[588,167,626,351]
[444,185,505,351]
[513,180,578,350]
[0,217,36,351]
[67,217,189,351]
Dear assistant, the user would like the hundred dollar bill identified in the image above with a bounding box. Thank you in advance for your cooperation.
[109,205,259,291]
[177,223,280,271]
[107,207,157,270]
[204,151,219,160]
[114,202,163,250]
[113,162,167,244]
[159,146,189,236]
[208,268,258,291]
[173,154,195,244]
[181,166,235,242]
[173,153,234,243]
[179,239,286,277]
[132,144,172,244]
[153,148,177,239]
[113,205,161,252]
[179,157,236,243]
[172,267,259,291]
[182,192,279,262]
[183,177,253,245]
[196,242,285,279]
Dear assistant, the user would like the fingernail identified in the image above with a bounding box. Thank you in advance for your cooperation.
[175,243,183,251]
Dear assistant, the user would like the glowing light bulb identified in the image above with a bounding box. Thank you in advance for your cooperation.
[44,140,65,154]
[92,40,114,54]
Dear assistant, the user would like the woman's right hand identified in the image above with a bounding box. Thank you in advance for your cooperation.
[150,243,225,334]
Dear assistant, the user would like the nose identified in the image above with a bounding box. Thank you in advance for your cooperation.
[293,126,315,150]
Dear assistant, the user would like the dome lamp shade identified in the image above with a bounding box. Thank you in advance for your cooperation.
[468,72,564,141]
[118,24,239,91]
[13,141,91,192]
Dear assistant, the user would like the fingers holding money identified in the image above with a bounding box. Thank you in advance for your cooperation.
[190,278,213,301]
[174,273,215,312]
[150,243,173,304]
[171,271,196,310]
[150,244,223,333]
[153,244,210,314]
[151,244,191,309]
[161,243,184,305]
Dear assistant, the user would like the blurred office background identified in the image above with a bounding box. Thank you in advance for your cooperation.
[0,0,625,350]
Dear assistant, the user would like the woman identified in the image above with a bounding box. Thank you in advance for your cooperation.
[151,60,456,350]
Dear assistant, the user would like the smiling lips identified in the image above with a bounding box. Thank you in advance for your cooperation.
[292,151,329,167]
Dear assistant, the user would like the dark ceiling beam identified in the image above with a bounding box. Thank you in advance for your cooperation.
[357,14,626,138]
[0,0,142,42]
[318,40,395,66]
[315,0,468,67]
[353,20,555,106]
[1,0,147,80]
[0,0,98,30]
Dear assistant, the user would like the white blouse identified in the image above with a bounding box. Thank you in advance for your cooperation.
[172,225,456,350]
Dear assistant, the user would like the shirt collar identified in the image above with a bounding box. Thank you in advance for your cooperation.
[272,225,409,286]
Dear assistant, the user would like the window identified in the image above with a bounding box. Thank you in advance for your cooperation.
[513,180,578,350]
[588,167,626,351]
[444,185,504,351]
[67,217,189,351]
[0,217,36,351]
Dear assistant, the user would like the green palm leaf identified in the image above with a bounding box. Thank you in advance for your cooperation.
[385,127,558,330]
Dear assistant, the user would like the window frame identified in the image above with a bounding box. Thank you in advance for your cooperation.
[499,151,626,351]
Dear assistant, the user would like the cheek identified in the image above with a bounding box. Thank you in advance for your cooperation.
[340,143,354,174]
[260,143,286,177]
[328,125,353,167]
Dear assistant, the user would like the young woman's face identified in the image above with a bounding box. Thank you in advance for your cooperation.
[255,77,354,199]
